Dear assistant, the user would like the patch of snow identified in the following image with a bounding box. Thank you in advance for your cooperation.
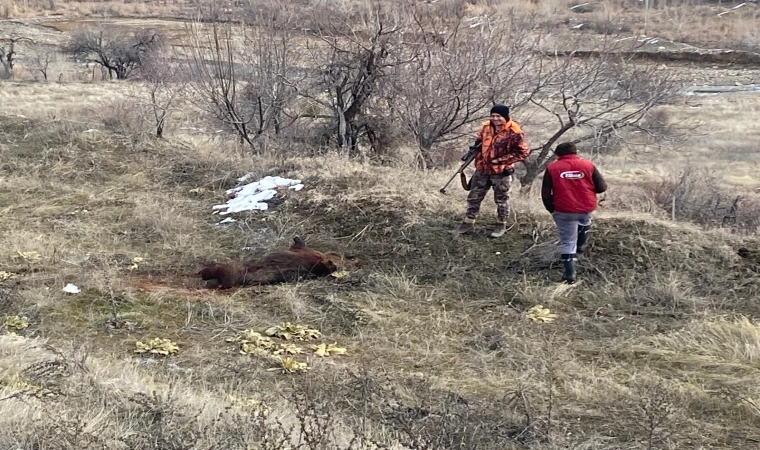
[180,127,225,134]
[237,173,253,183]
[83,129,99,133]
[62,283,81,294]
[212,175,305,215]
[217,217,237,225]
[167,363,193,373]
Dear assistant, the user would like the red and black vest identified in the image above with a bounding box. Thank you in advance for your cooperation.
[546,155,598,213]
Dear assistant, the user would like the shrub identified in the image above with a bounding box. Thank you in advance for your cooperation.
[647,167,760,232]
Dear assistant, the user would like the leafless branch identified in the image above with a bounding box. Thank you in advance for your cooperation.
[182,8,296,150]
[383,2,535,168]
[515,31,679,190]
[64,24,163,80]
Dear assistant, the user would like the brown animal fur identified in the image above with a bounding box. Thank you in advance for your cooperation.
[197,237,353,289]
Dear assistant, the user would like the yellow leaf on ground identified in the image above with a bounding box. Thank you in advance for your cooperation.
[228,330,275,355]
[265,322,321,341]
[0,271,19,281]
[312,343,327,357]
[3,315,29,331]
[239,345,270,357]
[15,251,41,261]
[527,305,558,323]
[310,342,348,357]
[134,338,179,356]
[272,343,304,355]
[267,356,309,373]
[128,257,144,271]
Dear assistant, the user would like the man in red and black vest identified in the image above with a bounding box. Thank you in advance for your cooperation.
[541,142,608,284]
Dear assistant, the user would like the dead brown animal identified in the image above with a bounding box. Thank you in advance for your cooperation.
[197,237,355,289]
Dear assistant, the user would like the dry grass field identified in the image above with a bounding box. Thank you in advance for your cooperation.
[2,1,760,449]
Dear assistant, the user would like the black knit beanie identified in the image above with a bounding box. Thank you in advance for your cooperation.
[490,104,510,121]
[555,142,578,156]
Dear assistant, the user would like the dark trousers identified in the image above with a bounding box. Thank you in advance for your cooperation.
[465,171,511,222]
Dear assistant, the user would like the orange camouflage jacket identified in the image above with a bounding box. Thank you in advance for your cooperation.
[474,120,530,175]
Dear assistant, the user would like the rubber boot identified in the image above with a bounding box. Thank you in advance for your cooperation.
[457,218,476,234]
[576,225,591,255]
[561,253,576,284]
[490,221,507,238]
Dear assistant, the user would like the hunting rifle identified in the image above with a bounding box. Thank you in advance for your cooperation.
[439,139,481,194]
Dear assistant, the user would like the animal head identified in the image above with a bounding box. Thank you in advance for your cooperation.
[324,252,360,270]
[291,236,306,250]
[323,258,339,273]
[197,266,221,280]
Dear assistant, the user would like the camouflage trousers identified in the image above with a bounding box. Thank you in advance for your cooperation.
[465,170,512,222]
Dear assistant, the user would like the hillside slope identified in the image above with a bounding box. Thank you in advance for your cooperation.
[1,115,760,449]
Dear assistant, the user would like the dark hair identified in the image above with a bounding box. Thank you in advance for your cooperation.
[554,142,577,156]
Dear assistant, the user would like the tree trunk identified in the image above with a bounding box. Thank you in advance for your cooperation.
[273,110,282,135]
[417,140,435,170]
[519,122,576,194]
[337,107,349,151]
[519,161,541,194]
[0,60,11,79]
[156,118,164,138]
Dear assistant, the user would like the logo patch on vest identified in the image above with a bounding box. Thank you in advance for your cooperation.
[560,171,585,179]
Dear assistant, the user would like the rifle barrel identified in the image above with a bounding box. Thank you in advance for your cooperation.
[439,171,459,193]
[439,141,480,194]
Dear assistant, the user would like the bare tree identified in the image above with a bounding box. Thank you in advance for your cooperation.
[134,53,186,138]
[65,24,164,80]
[29,46,56,81]
[0,35,32,79]
[289,1,405,154]
[184,21,254,147]
[237,10,296,136]
[385,2,534,168]
[516,34,678,191]
[183,10,295,150]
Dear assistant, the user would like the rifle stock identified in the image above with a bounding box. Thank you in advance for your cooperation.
[439,140,481,194]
